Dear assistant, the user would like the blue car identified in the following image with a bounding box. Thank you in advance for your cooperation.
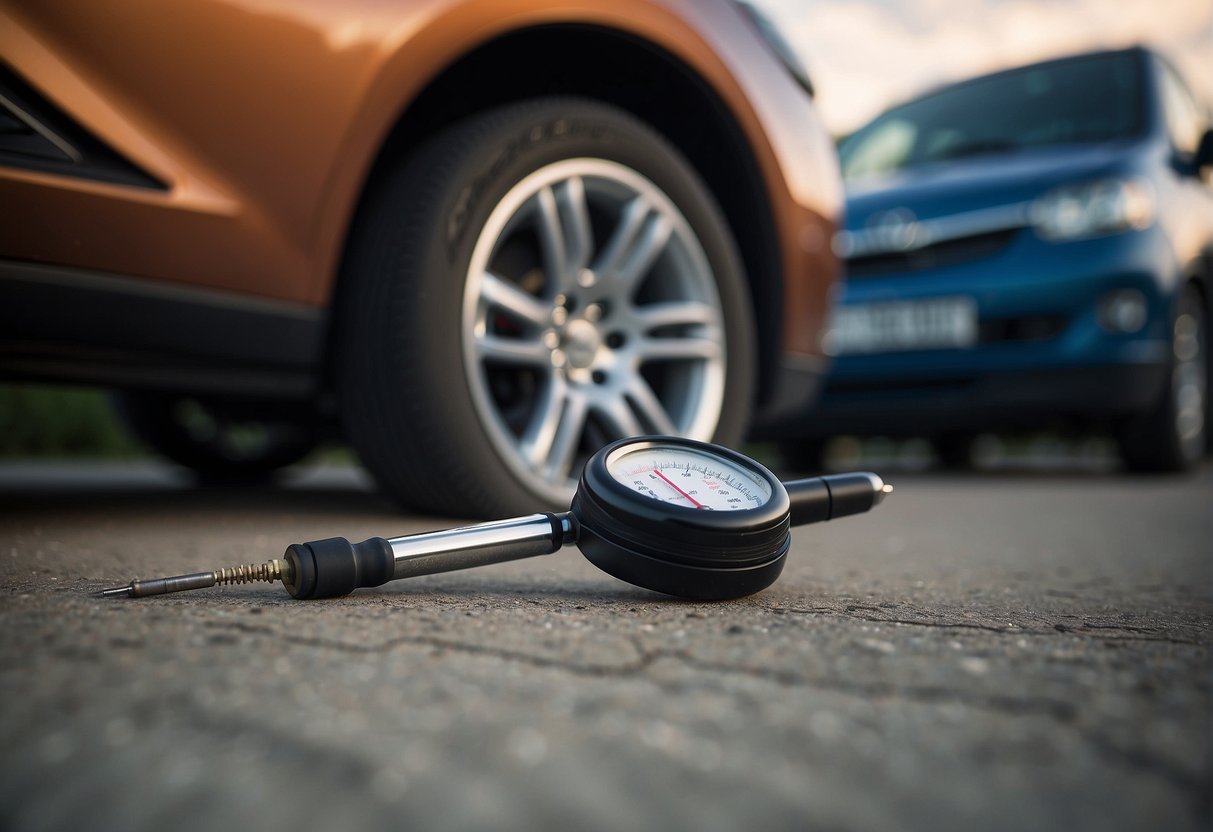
[797,47,1212,471]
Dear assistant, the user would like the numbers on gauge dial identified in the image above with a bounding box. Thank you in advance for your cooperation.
[606,446,772,510]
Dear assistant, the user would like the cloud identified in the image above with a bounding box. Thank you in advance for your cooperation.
[758,0,1213,133]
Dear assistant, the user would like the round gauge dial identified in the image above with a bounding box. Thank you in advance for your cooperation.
[605,444,773,511]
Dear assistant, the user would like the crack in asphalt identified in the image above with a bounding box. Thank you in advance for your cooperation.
[204,619,1081,710]
[775,605,1207,645]
[201,619,1091,725]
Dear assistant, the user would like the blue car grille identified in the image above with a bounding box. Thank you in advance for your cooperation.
[845,228,1020,278]
[979,314,1067,343]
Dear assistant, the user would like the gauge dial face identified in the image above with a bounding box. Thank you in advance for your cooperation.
[606,444,773,511]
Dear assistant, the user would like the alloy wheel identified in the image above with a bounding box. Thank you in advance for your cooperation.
[462,159,727,504]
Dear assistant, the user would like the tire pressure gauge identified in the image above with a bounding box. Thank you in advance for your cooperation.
[572,437,793,599]
[100,436,892,602]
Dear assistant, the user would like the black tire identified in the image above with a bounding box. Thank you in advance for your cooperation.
[1117,282,1209,472]
[112,392,319,481]
[336,98,756,518]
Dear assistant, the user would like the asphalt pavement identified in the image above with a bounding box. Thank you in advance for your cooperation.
[0,457,1209,831]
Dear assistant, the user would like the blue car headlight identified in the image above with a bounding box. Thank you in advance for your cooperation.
[1030,178,1155,242]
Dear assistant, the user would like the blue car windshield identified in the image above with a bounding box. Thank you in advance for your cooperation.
[839,51,1145,180]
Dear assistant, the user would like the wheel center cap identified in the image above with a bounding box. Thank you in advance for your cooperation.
[563,319,601,369]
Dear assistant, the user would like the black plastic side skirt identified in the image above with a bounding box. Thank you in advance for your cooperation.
[0,261,325,397]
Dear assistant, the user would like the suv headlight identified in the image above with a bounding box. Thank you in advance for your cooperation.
[1030,178,1155,242]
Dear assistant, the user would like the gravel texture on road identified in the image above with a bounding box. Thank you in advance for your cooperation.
[1,462,1209,831]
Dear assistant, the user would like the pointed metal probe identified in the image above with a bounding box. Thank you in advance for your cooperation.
[98,560,292,599]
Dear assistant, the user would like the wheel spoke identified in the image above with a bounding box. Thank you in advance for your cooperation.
[480,271,550,328]
[595,196,672,292]
[626,376,677,435]
[534,178,594,290]
[476,334,551,366]
[535,186,568,290]
[637,333,722,363]
[633,301,717,331]
[597,397,643,438]
[519,378,568,467]
[555,176,593,277]
[520,383,588,482]
[543,393,588,483]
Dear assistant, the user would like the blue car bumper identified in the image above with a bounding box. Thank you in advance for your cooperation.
[798,224,1175,437]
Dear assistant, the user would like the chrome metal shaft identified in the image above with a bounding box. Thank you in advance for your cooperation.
[389,512,577,580]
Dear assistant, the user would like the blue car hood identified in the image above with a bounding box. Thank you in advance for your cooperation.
[843,142,1138,227]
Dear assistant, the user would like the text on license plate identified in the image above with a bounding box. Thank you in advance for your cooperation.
[828,297,978,355]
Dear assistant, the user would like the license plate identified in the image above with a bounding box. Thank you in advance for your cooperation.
[828,297,978,355]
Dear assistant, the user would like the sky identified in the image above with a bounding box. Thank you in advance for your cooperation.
[758,0,1213,135]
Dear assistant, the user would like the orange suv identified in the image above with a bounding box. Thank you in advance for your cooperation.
[0,0,842,517]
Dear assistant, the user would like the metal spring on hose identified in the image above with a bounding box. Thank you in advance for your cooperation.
[214,560,287,586]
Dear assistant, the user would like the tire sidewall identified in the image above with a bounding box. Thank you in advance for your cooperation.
[1117,280,1209,472]
[1171,283,1209,462]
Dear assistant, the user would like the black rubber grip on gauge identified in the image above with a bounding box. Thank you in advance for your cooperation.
[283,536,395,599]
[825,473,879,520]
[785,478,832,525]
[786,473,878,526]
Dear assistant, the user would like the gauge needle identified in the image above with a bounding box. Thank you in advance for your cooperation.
[652,469,705,508]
